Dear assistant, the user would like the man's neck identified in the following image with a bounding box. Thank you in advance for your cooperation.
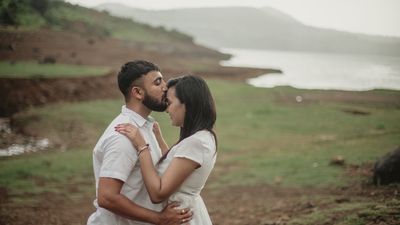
[126,101,151,119]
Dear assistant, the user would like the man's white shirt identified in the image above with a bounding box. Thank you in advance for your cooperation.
[87,105,163,225]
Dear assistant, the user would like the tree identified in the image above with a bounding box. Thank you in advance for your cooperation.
[30,0,49,15]
[0,1,20,25]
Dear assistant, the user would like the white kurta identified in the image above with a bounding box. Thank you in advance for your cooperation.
[157,130,217,225]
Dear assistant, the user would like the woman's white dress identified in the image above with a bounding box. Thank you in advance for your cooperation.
[157,130,217,225]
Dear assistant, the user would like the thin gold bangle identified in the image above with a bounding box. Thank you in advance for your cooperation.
[137,144,149,156]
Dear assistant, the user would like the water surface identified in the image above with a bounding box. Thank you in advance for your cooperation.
[221,48,400,91]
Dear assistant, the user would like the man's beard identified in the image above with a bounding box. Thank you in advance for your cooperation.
[143,92,167,112]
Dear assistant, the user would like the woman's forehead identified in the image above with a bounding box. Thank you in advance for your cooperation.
[167,87,176,97]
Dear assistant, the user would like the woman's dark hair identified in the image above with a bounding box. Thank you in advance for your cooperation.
[159,75,217,162]
[117,60,160,101]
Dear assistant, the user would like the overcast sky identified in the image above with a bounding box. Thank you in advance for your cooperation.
[64,0,400,37]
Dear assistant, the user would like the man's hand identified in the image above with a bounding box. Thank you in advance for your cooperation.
[157,202,192,225]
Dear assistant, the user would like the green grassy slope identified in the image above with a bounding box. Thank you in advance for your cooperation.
[2,80,399,192]
[0,61,110,78]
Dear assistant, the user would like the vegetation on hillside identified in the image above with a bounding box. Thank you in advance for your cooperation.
[0,61,110,78]
[0,0,193,43]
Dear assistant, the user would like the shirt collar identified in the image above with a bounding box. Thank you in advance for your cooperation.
[121,105,153,128]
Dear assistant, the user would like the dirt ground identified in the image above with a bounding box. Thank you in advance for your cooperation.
[1,28,399,225]
[0,164,399,225]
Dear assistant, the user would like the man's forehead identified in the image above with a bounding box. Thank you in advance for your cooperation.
[145,71,163,80]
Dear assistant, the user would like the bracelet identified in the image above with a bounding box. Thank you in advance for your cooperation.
[137,144,149,156]
[138,147,149,156]
[138,143,149,151]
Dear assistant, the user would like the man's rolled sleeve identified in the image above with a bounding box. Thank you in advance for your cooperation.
[99,134,138,182]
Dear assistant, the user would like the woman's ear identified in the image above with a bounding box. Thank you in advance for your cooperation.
[130,86,144,100]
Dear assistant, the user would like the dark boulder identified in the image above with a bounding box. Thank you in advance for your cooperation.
[373,146,400,185]
[40,56,56,64]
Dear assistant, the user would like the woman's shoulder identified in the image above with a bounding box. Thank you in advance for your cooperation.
[187,130,214,143]
[178,130,216,152]
[172,130,216,163]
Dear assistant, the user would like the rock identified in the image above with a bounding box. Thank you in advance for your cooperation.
[88,38,95,45]
[274,176,283,185]
[32,47,40,53]
[330,155,345,166]
[40,56,56,64]
[262,221,276,225]
[335,197,350,203]
[342,108,370,116]
[8,43,15,51]
[373,146,400,185]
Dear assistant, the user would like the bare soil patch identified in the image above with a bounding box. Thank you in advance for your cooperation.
[1,173,398,225]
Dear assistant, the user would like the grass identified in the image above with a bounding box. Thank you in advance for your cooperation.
[289,199,400,225]
[1,79,399,224]
[0,148,93,196]
[208,80,400,187]
[288,201,369,225]
[0,61,110,78]
[1,79,400,194]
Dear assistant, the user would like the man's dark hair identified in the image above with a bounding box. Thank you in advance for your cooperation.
[117,60,160,100]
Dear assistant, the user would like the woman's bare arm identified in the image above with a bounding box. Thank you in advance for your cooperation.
[137,150,198,203]
[115,123,199,203]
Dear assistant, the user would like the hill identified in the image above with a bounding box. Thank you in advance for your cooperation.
[97,4,400,56]
[0,0,274,116]
[0,0,230,68]
[0,0,193,43]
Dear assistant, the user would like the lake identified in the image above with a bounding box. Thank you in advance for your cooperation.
[220,48,400,91]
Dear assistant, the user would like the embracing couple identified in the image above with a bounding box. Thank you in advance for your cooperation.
[87,60,217,225]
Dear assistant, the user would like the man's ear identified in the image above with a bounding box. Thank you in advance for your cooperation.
[130,86,144,100]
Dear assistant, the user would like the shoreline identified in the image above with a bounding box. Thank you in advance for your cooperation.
[221,47,400,92]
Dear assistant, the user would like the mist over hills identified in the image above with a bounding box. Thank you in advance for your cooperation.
[97,3,400,56]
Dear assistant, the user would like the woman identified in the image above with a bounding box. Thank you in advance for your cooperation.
[115,75,217,224]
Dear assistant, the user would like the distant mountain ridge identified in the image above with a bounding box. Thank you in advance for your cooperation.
[96,3,400,56]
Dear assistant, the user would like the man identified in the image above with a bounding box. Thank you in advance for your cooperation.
[87,60,191,225]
